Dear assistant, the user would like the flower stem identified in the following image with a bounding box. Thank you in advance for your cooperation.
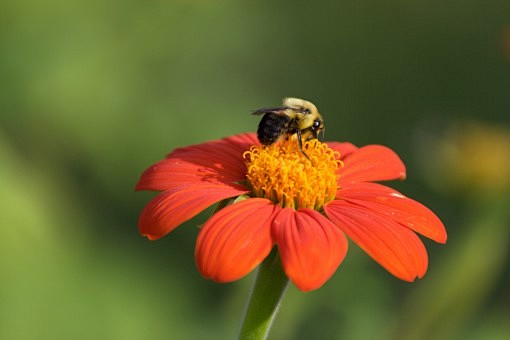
[238,249,289,340]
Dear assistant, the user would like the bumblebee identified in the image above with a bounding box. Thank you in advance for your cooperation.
[252,97,325,159]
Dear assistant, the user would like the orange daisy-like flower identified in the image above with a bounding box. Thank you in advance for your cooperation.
[136,133,446,292]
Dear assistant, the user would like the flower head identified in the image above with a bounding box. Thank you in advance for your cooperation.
[244,139,340,210]
[136,133,446,291]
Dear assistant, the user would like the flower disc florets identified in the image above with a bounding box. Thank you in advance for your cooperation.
[244,140,342,210]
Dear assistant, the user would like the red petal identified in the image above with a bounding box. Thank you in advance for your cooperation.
[338,182,447,243]
[138,184,249,240]
[136,133,259,191]
[196,198,278,282]
[271,208,348,292]
[324,200,428,281]
[339,145,406,185]
[327,141,358,159]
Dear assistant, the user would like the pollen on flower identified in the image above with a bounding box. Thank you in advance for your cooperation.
[244,140,342,210]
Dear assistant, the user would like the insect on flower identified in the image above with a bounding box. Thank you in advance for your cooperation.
[252,97,325,160]
[136,98,447,292]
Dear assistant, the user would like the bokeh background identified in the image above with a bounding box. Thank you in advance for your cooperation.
[1,1,509,339]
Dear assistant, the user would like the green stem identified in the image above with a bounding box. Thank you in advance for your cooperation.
[238,249,290,340]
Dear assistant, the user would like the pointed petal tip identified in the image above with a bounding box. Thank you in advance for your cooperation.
[439,233,447,244]
[134,180,146,191]
[398,266,427,282]
[294,280,325,292]
[432,222,447,244]
[140,232,159,241]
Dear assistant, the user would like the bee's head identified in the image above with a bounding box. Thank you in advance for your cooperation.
[311,116,325,141]
[284,97,325,140]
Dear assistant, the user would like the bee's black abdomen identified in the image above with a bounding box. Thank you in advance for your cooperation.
[257,113,291,145]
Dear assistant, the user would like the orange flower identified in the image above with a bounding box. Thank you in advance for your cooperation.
[136,133,446,292]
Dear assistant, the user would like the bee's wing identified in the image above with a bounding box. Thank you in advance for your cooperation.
[251,107,288,116]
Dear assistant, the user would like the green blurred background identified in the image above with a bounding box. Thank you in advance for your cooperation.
[1,0,509,339]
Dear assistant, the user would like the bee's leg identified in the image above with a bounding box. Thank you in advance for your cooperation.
[318,128,325,142]
[296,129,312,162]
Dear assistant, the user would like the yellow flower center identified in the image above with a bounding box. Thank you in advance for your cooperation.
[244,140,342,210]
